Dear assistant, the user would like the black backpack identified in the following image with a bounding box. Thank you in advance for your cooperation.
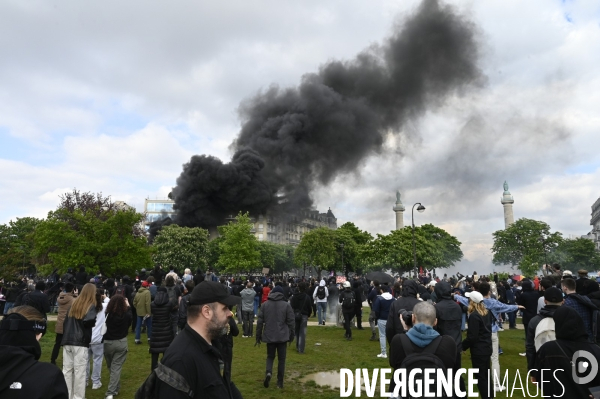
[316,286,326,300]
[135,362,193,399]
[166,286,179,311]
[342,291,355,310]
[397,334,450,399]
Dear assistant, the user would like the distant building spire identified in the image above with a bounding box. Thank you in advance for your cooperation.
[393,190,405,230]
[501,181,515,228]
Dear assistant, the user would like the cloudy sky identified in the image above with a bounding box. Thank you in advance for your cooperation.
[1,0,599,274]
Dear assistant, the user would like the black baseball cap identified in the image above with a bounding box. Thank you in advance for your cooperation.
[189,281,240,307]
[544,287,563,303]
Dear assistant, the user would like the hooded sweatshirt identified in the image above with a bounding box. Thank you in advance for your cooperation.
[256,291,295,343]
[240,287,256,313]
[433,282,463,349]
[313,280,328,303]
[534,306,600,397]
[0,314,68,399]
[386,280,421,344]
[373,292,394,321]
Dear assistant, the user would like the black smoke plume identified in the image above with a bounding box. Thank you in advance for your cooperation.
[171,0,483,229]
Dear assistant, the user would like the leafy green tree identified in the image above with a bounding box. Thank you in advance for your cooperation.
[553,237,600,272]
[295,227,337,280]
[336,222,373,275]
[152,225,210,273]
[0,217,43,280]
[32,190,152,277]
[206,236,224,271]
[491,218,563,277]
[256,242,295,275]
[419,224,463,269]
[217,212,261,274]
[366,228,437,275]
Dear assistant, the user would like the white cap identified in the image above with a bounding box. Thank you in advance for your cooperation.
[427,281,437,287]
[563,270,573,276]
[343,281,351,288]
[465,291,484,304]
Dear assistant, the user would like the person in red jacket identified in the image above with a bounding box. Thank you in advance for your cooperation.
[261,282,271,304]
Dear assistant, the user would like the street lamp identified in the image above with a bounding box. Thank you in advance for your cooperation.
[412,203,426,278]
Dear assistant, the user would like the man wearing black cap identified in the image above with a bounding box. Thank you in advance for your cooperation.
[525,287,563,375]
[154,281,243,399]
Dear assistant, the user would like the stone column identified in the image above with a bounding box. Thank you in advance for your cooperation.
[393,190,406,230]
[501,181,515,228]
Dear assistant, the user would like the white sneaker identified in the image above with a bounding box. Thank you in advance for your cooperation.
[92,382,102,389]
[106,396,114,399]
[377,353,387,358]
[519,352,526,357]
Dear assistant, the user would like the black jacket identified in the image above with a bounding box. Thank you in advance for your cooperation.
[103,307,132,341]
[177,293,190,330]
[462,310,493,357]
[525,305,560,371]
[61,305,97,347]
[256,291,294,343]
[535,306,600,397]
[156,325,242,399]
[386,280,421,344]
[149,291,175,354]
[290,292,312,316]
[339,288,356,311]
[0,345,68,399]
[516,281,539,325]
[433,282,463,350]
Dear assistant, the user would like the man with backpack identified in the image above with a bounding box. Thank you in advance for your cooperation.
[313,280,328,326]
[525,287,563,375]
[339,281,356,341]
[389,301,456,399]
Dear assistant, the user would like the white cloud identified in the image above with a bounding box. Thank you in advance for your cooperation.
[1,0,599,276]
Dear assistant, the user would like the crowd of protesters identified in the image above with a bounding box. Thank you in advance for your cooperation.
[1,263,600,398]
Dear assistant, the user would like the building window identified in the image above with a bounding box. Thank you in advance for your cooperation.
[258,234,263,240]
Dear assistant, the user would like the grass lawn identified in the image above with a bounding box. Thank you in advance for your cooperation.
[39,312,543,399]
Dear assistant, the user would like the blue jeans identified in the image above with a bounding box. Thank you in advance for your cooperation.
[254,296,260,316]
[507,310,517,328]
[461,313,466,331]
[317,302,327,324]
[295,315,308,353]
[135,316,152,341]
[3,302,14,315]
[377,320,387,355]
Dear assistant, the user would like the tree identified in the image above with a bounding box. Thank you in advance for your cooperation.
[364,225,463,275]
[32,190,152,277]
[0,217,43,280]
[553,237,600,273]
[419,224,463,269]
[336,222,373,275]
[152,225,210,273]
[367,228,437,275]
[294,227,337,280]
[217,212,261,274]
[491,218,563,277]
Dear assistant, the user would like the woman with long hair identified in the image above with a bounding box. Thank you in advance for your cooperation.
[461,291,493,399]
[0,305,68,399]
[61,283,101,399]
[102,294,132,399]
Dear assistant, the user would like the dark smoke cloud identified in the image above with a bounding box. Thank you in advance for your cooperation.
[171,0,483,228]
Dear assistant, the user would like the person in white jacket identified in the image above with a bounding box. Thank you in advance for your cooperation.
[87,289,109,389]
[313,279,329,325]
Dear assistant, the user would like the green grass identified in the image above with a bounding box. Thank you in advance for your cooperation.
[38,314,542,399]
